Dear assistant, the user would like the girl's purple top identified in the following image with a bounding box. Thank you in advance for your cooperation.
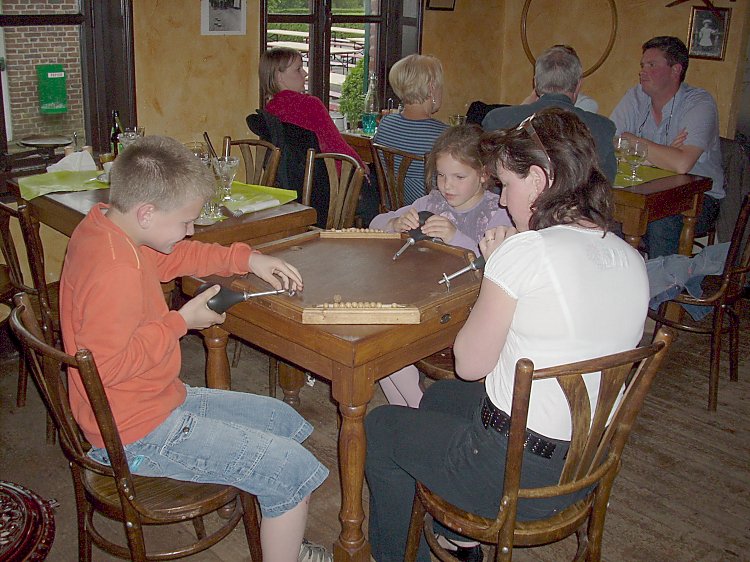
[369,189,511,255]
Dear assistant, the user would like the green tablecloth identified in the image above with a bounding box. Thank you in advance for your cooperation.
[17,170,106,201]
[223,182,298,214]
[614,163,677,188]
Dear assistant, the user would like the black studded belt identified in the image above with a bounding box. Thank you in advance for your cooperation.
[481,396,557,459]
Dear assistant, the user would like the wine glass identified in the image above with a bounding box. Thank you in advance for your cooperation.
[185,142,221,224]
[613,135,630,175]
[212,156,239,201]
[626,140,648,183]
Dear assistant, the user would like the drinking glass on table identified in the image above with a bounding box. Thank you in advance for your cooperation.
[212,156,239,201]
[625,140,648,183]
[185,142,221,224]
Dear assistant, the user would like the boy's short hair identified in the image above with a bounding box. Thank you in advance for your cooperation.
[108,135,215,213]
[389,54,443,105]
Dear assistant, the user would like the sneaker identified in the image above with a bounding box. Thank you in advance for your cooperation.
[452,544,484,562]
[439,536,484,562]
[298,539,332,562]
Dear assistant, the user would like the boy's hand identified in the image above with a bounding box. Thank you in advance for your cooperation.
[389,208,420,233]
[250,253,303,293]
[480,226,518,258]
[421,215,456,243]
[179,285,226,329]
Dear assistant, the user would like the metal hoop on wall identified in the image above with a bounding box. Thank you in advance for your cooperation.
[520,0,617,78]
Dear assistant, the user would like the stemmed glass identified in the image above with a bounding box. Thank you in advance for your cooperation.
[186,142,222,224]
[212,156,239,202]
[626,140,648,183]
[614,135,630,175]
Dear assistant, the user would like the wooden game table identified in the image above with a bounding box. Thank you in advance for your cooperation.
[182,229,482,562]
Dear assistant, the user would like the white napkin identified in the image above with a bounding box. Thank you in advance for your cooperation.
[228,198,281,216]
[46,150,98,173]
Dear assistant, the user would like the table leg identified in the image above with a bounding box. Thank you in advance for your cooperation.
[203,325,231,390]
[333,403,371,562]
[278,361,305,408]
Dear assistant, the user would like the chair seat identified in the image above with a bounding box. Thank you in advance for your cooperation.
[416,347,455,380]
[84,470,240,524]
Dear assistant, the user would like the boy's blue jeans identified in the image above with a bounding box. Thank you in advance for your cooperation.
[87,385,328,517]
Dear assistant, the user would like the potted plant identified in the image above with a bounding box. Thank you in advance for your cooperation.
[339,58,365,131]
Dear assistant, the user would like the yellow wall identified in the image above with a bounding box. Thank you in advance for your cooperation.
[425,0,749,136]
[132,0,261,154]
[132,0,748,139]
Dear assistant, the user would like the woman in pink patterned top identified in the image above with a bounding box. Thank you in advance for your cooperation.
[260,47,365,167]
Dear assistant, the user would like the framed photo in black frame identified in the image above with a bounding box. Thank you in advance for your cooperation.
[426,0,456,11]
[687,7,731,61]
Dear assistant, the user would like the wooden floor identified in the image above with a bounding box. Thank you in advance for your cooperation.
[1,306,748,561]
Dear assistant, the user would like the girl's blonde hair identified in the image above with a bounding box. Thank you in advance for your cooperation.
[388,54,443,105]
[425,124,484,192]
[259,47,301,105]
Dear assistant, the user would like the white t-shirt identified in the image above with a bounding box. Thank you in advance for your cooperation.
[483,225,649,440]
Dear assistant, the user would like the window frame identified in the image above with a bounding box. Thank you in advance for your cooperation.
[260,0,422,110]
[0,0,136,157]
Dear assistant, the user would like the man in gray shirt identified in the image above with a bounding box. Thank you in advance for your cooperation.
[483,45,617,181]
[610,36,723,258]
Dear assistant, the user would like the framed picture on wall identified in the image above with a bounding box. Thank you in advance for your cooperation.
[426,0,456,10]
[201,0,247,36]
[687,7,730,61]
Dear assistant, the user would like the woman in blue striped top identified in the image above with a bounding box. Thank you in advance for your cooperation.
[373,54,449,205]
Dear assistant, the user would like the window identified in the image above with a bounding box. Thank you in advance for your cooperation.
[0,0,136,163]
[261,0,421,115]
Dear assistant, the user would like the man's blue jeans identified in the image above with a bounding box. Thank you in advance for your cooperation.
[645,195,721,258]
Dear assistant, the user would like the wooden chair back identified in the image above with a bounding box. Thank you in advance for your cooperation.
[224,135,281,186]
[406,328,674,561]
[371,143,424,212]
[650,193,750,410]
[302,148,365,229]
[0,200,60,429]
[9,293,262,561]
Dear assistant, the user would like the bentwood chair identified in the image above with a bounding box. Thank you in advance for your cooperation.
[649,193,750,411]
[0,200,59,442]
[10,294,263,562]
[302,148,365,230]
[223,135,281,186]
[371,143,424,212]
[405,328,674,562]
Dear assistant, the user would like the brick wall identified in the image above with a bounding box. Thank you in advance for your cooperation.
[3,0,85,145]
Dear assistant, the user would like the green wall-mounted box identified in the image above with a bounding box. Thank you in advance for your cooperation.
[36,64,67,114]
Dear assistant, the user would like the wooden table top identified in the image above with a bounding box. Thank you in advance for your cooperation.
[7,180,317,246]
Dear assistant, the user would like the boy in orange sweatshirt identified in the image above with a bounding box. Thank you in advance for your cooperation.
[60,135,331,561]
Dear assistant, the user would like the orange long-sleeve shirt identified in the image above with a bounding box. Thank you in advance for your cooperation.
[60,203,253,448]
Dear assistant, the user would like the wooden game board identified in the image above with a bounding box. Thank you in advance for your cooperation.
[231,229,480,325]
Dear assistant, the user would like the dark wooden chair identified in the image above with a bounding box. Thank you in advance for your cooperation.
[649,193,750,411]
[371,143,424,212]
[10,293,263,562]
[223,136,281,186]
[0,200,60,444]
[405,328,674,562]
[302,148,365,230]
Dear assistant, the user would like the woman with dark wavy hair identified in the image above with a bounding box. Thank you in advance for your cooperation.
[364,107,649,562]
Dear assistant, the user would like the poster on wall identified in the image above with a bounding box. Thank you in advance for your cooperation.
[687,6,730,61]
[201,0,246,36]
